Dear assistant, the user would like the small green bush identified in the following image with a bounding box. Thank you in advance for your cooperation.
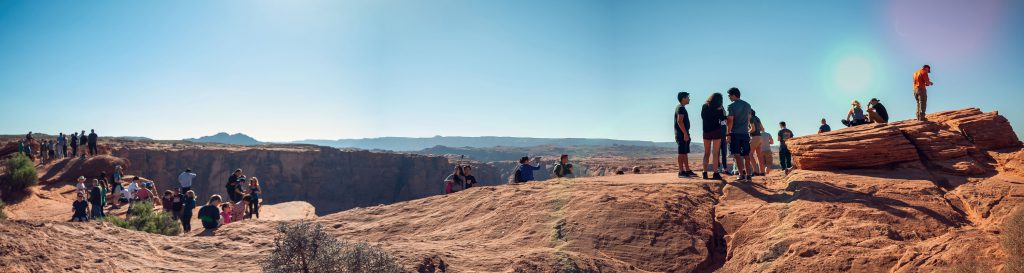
[3,153,37,192]
[262,222,404,273]
[103,201,181,236]
[1003,208,1024,273]
[0,200,7,220]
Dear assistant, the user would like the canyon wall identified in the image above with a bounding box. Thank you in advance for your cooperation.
[110,146,502,214]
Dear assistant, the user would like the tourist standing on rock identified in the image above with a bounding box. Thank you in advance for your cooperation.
[463,165,479,188]
[181,190,197,232]
[76,176,88,196]
[57,133,66,158]
[514,156,543,183]
[198,194,223,229]
[70,132,79,157]
[79,131,87,157]
[87,129,98,156]
[72,193,89,222]
[553,154,574,178]
[701,92,727,180]
[675,91,696,178]
[47,140,55,161]
[248,177,262,219]
[444,165,464,194]
[748,109,765,176]
[913,65,933,121]
[760,131,774,175]
[178,168,196,193]
[161,190,176,219]
[868,98,889,124]
[842,100,869,127]
[818,119,831,134]
[725,87,753,182]
[777,122,794,171]
[227,169,245,203]
[88,179,105,219]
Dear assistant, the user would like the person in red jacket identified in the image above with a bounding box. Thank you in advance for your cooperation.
[913,65,934,121]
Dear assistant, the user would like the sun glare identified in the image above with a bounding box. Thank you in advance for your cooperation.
[834,55,873,93]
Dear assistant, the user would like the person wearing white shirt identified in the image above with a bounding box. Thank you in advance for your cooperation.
[178,168,197,192]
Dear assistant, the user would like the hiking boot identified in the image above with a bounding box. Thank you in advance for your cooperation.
[712,172,723,180]
[702,172,709,180]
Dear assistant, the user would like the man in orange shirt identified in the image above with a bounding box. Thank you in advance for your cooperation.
[913,65,933,121]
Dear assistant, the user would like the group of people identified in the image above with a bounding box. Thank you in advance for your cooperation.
[70,165,162,222]
[69,166,264,234]
[17,130,99,164]
[673,64,934,182]
[675,88,775,182]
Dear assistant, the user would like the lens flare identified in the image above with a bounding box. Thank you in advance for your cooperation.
[834,56,873,93]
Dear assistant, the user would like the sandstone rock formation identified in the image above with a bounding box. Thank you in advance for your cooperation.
[788,108,1021,175]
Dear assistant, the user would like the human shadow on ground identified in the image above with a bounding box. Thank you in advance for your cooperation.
[728,180,967,228]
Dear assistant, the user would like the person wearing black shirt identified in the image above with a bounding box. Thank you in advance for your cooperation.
[197,194,222,229]
[227,169,244,203]
[181,191,197,232]
[675,91,695,178]
[868,98,889,123]
[700,92,727,180]
[87,129,98,156]
[552,154,573,178]
[463,165,479,188]
[777,122,795,171]
[72,193,89,222]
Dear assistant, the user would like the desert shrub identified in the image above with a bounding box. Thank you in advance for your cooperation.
[262,222,403,273]
[948,258,986,273]
[2,153,37,193]
[103,201,181,236]
[1003,208,1024,273]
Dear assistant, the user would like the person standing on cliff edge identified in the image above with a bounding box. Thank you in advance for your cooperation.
[725,87,753,183]
[914,65,933,121]
[179,168,196,193]
[87,129,98,156]
[675,91,696,178]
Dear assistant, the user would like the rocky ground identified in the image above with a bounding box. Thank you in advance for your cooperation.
[0,108,1021,272]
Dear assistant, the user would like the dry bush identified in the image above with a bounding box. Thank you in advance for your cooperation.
[262,221,403,273]
[1003,208,1024,273]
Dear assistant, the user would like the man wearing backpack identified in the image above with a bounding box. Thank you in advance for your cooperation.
[511,156,543,183]
[553,154,573,178]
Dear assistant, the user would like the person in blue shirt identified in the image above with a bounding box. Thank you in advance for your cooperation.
[516,156,543,182]
[180,191,197,232]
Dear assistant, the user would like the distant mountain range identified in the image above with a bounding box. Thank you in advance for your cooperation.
[184,133,262,146]
[293,136,676,151]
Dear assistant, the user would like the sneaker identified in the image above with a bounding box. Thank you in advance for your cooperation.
[678,171,687,178]
[685,170,697,177]
[712,172,723,180]
[702,172,709,180]
[731,176,745,183]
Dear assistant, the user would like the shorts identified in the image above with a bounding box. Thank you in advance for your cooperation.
[729,133,751,156]
[677,138,691,154]
[703,129,723,140]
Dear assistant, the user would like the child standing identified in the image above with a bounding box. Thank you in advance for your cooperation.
[72,193,89,222]
[180,191,197,233]
[248,177,261,219]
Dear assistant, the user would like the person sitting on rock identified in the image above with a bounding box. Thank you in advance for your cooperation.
[198,194,223,230]
[842,100,869,127]
[443,165,464,194]
[867,98,889,123]
[72,193,89,222]
[553,154,574,178]
[515,156,543,183]
[462,166,478,189]
[818,118,831,134]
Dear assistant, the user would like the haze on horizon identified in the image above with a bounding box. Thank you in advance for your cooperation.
[1,0,1022,142]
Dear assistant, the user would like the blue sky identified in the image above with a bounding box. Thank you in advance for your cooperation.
[1,0,1021,142]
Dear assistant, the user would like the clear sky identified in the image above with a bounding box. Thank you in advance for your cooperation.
[1,0,1021,142]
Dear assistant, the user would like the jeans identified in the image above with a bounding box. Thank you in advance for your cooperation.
[779,148,793,169]
[719,137,729,170]
[915,88,927,120]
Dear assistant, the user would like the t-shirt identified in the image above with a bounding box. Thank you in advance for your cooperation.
[700,104,726,133]
[73,200,89,217]
[852,108,865,120]
[137,188,153,201]
[178,172,196,188]
[553,163,573,178]
[674,104,691,141]
[914,69,930,90]
[198,205,220,229]
[727,99,752,134]
[121,188,134,200]
[778,129,794,149]
[872,103,889,122]
[182,196,196,215]
[221,211,232,225]
[463,175,478,187]
[761,132,773,152]
[819,124,831,133]
[749,116,764,136]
